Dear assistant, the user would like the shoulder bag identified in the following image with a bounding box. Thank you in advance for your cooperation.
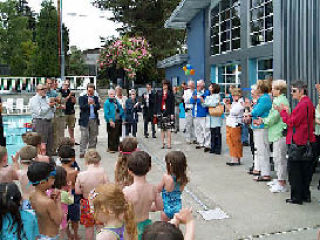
[209,104,224,117]
[287,105,314,161]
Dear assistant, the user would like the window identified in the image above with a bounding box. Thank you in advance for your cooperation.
[250,0,273,46]
[216,63,241,95]
[257,59,273,80]
[210,0,241,56]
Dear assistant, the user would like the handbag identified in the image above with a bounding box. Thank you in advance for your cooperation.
[209,104,224,117]
[287,105,314,161]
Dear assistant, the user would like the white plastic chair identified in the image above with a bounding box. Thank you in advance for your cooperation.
[6,98,14,114]
[16,98,25,113]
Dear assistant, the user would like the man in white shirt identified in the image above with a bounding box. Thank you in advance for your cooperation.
[29,84,55,156]
[183,80,196,144]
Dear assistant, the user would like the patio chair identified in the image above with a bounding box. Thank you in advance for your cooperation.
[5,98,14,114]
[16,98,28,113]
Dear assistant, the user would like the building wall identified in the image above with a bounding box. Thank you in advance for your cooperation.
[165,63,188,86]
[186,9,206,81]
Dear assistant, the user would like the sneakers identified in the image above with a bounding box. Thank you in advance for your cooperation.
[270,183,288,193]
[266,179,278,187]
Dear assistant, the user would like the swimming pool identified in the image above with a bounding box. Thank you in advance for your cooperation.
[3,115,32,162]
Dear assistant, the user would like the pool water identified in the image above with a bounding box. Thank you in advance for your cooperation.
[3,115,32,162]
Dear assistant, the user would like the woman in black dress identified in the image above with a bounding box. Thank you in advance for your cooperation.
[154,80,175,149]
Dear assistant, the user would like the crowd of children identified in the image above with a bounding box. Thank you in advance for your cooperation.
[0,134,195,240]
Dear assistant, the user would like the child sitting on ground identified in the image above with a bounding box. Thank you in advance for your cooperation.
[157,151,189,221]
[142,208,195,240]
[25,132,50,163]
[75,149,109,240]
[0,182,40,239]
[59,145,81,240]
[115,137,137,188]
[17,145,37,210]
[48,166,74,240]
[93,183,137,240]
[28,161,62,239]
[0,146,18,183]
[123,151,163,240]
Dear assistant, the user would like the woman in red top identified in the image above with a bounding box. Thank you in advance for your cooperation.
[276,81,316,205]
[154,80,175,149]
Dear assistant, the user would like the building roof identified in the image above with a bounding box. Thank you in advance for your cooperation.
[157,54,188,68]
[164,0,214,29]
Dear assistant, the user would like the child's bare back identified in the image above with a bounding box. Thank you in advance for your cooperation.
[17,168,34,200]
[30,190,61,237]
[123,181,158,222]
[0,165,18,183]
[75,165,108,199]
[63,165,78,189]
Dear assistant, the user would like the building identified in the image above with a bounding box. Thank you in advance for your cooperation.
[158,0,320,101]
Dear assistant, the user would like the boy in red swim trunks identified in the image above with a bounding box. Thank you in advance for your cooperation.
[75,149,109,240]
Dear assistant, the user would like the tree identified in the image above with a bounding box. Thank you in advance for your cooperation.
[0,0,35,76]
[94,0,185,81]
[66,46,86,76]
[30,0,69,77]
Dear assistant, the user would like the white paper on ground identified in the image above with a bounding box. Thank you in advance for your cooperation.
[198,208,229,221]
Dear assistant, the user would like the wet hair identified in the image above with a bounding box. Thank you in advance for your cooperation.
[85,149,101,164]
[115,137,137,187]
[58,137,75,148]
[25,132,42,147]
[21,133,28,143]
[0,146,7,163]
[128,151,151,176]
[19,145,37,164]
[165,151,189,186]
[0,183,26,240]
[257,79,272,94]
[142,221,183,240]
[53,166,67,189]
[27,161,55,186]
[58,145,75,164]
[292,80,308,95]
[210,83,220,94]
[93,184,137,240]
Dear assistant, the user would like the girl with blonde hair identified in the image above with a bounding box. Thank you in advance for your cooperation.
[93,183,137,240]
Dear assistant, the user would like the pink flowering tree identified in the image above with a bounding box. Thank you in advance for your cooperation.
[98,36,151,80]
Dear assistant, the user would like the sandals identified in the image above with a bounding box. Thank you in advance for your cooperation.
[161,144,165,149]
[254,176,271,182]
[248,170,261,176]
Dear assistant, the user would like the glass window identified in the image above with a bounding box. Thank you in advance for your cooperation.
[257,59,273,80]
[250,0,273,46]
[216,63,241,95]
[210,0,241,56]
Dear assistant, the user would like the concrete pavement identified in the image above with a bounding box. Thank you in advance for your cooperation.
[73,112,320,240]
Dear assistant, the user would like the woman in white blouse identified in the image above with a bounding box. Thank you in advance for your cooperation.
[224,88,244,166]
[115,86,128,140]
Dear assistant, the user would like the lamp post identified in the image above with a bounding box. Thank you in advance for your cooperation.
[57,0,65,81]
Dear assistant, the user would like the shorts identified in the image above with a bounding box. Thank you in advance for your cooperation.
[68,193,81,222]
[65,114,76,129]
[137,219,152,240]
[80,198,102,228]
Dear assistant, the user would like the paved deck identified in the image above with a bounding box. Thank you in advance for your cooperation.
[72,112,320,240]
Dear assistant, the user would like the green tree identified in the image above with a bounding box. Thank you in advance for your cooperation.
[94,0,185,81]
[0,0,35,76]
[30,0,69,77]
[66,46,86,76]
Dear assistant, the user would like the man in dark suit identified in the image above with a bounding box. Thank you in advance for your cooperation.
[0,97,5,146]
[78,83,101,158]
[142,83,156,138]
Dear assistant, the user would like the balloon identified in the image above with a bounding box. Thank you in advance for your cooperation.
[183,66,187,71]
[190,69,195,75]
[186,64,192,70]
[185,69,190,76]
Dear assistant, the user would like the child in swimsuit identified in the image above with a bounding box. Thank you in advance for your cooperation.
[157,151,189,221]
[93,183,137,240]
[75,149,109,240]
[123,151,162,240]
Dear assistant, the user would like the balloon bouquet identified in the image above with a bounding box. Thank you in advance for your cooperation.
[183,64,195,78]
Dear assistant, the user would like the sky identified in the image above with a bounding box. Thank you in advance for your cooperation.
[27,0,121,50]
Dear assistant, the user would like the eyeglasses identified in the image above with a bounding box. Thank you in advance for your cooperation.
[39,88,47,90]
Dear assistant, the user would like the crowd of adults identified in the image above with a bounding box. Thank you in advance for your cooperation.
[0,77,314,206]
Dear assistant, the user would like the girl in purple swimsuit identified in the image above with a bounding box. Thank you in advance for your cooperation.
[93,183,137,240]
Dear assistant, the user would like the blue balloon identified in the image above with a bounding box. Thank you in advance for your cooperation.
[186,64,192,70]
